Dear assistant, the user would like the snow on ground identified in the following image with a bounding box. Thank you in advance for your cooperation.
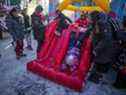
[0,37,126,95]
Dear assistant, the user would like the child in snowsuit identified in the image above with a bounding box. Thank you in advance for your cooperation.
[61,13,93,74]
[6,7,25,59]
[69,13,92,49]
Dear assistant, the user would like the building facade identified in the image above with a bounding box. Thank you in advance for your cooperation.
[111,0,126,21]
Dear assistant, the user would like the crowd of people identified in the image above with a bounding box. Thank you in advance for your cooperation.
[0,4,126,89]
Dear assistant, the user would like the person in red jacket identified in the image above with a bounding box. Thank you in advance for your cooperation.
[76,12,91,28]
[68,13,92,49]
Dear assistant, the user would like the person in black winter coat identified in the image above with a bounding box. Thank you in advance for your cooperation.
[55,10,72,36]
[6,7,26,59]
[88,11,121,83]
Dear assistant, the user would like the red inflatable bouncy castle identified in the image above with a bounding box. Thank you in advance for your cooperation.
[27,20,92,91]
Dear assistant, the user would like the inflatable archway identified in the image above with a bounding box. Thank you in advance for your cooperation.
[58,0,110,13]
[65,5,104,12]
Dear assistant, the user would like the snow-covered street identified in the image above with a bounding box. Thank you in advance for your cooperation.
[0,36,126,95]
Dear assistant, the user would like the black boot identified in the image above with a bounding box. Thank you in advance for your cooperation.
[88,63,108,83]
[88,71,103,84]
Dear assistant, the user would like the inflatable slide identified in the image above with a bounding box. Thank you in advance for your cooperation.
[27,20,92,91]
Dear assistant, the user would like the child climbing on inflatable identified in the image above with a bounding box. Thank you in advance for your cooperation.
[54,10,72,36]
[60,13,93,74]
[69,13,92,49]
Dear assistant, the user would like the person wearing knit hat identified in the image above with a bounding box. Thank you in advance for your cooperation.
[35,5,43,12]
[31,5,46,52]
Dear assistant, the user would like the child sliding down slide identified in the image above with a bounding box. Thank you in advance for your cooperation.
[60,15,93,75]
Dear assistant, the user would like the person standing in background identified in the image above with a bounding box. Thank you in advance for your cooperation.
[31,5,46,52]
[6,7,26,59]
[22,8,33,50]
